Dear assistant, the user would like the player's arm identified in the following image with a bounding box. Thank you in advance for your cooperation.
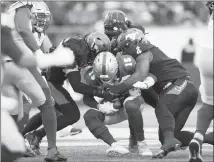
[1,26,24,63]
[41,35,53,53]
[1,26,39,67]
[133,73,157,89]
[83,95,99,109]
[110,51,151,94]
[66,68,104,97]
[15,7,40,53]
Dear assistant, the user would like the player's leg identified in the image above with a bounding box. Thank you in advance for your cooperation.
[141,87,159,108]
[123,95,153,157]
[1,111,26,162]
[189,44,213,162]
[22,112,42,137]
[154,79,198,158]
[27,82,81,146]
[84,109,129,157]
[15,40,61,160]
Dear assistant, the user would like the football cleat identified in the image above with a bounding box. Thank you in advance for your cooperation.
[69,127,82,136]
[188,139,203,162]
[25,131,42,156]
[138,141,153,157]
[152,149,167,159]
[152,138,181,159]
[44,147,67,162]
[60,127,82,137]
[23,145,37,157]
[106,142,130,157]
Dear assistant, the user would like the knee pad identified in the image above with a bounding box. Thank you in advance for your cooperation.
[83,109,105,124]
[124,96,144,114]
[38,95,55,111]
[83,109,106,138]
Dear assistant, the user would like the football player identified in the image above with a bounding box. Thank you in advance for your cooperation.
[83,51,156,157]
[108,28,199,158]
[188,2,214,162]
[3,1,75,161]
[103,10,159,150]
[22,32,114,155]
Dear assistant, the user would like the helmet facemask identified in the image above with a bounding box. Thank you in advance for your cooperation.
[32,12,51,33]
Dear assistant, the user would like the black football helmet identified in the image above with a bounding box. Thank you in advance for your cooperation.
[206,1,214,14]
[85,32,111,66]
[104,10,130,39]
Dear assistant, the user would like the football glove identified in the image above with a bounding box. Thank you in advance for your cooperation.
[103,88,120,102]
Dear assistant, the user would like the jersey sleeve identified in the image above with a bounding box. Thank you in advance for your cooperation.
[117,54,136,77]
[83,67,99,86]
[129,42,153,60]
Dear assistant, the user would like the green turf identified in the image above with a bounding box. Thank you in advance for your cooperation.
[17,145,213,162]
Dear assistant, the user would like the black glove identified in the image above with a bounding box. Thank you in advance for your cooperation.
[48,46,57,53]
[102,88,120,102]
[93,87,105,98]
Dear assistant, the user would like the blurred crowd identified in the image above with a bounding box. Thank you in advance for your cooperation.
[46,1,210,27]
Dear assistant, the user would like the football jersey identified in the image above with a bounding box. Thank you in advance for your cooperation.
[46,36,90,85]
[84,54,136,86]
[127,41,189,90]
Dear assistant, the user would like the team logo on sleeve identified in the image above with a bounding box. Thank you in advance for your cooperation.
[136,46,142,54]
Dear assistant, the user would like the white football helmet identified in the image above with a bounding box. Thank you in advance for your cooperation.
[93,51,118,84]
[30,1,51,32]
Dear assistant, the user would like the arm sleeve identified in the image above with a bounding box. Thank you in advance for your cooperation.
[15,7,40,53]
[67,70,99,96]
[1,26,22,63]
[83,95,99,109]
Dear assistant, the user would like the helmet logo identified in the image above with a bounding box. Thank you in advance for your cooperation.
[113,27,118,31]
[125,32,138,41]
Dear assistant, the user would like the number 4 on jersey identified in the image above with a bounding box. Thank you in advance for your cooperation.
[136,46,142,54]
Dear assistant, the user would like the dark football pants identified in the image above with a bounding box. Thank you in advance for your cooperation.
[155,79,198,146]
[141,87,159,108]
[22,82,80,138]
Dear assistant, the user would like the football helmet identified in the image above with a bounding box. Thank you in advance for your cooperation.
[93,51,118,84]
[104,10,129,39]
[206,1,214,15]
[30,1,51,32]
[116,28,146,54]
[86,32,111,65]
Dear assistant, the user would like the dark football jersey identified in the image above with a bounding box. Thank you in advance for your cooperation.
[46,36,90,85]
[128,41,189,91]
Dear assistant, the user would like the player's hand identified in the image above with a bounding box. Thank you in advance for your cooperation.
[51,44,75,67]
[103,88,120,102]
[97,102,118,114]
[133,81,149,89]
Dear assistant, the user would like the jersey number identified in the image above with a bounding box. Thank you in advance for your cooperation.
[124,58,133,67]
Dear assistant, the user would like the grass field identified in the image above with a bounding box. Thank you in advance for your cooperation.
[17,104,213,162]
